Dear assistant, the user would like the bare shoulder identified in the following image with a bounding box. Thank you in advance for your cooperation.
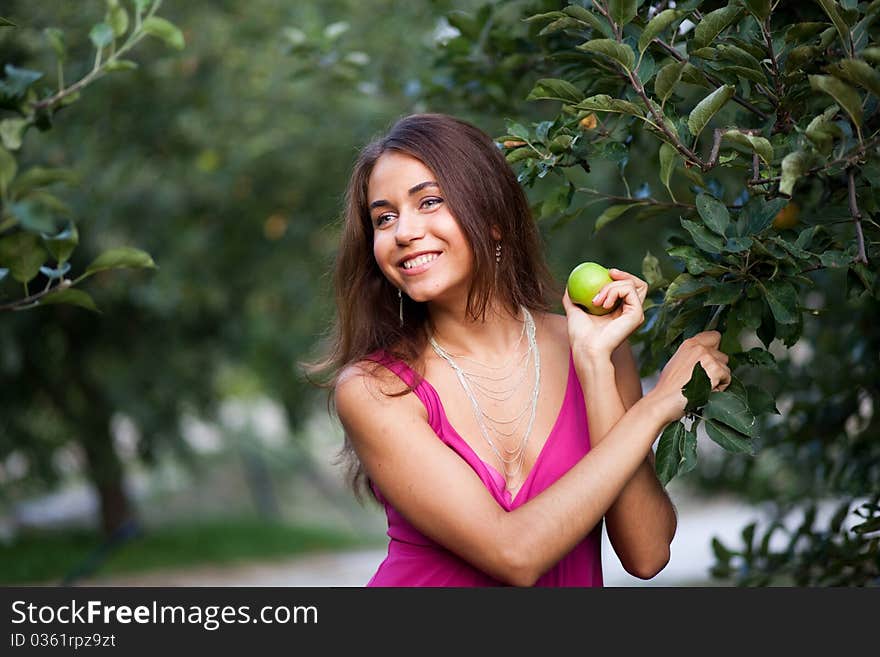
[537,310,570,346]
[335,358,427,425]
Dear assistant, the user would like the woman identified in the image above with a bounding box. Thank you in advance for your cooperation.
[307,113,730,587]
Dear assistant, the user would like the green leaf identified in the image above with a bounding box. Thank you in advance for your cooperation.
[816,0,853,52]
[723,130,773,164]
[655,421,686,486]
[134,0,154,13]
[654,60,686,105]
[107,4,129,37]
[805,108,843,156]
[819,250,852,267]
[1,16,17,27]
[84,247,156,276]
[696,193,729,236]
[505,147,533,164]
[687,85,735,140]
[642,250,665,289]
[683,361,712,412]
[0,117,28,151]
[89,22,115,49]
[741,197,788,235]
[104,59,138,72]
[538,17,586,36]
[0,232,48,283]
[809,75,862,128]
[561,6,610,35]
[639,10,682,52]
[693,5,743,50]
[705,418,754,454]
[608,0,638,28]
[826,59,880,98]
[746,385,779,416]
[8,199,58,233]
[659,143,677,198]
[142,16,186,50]
[668,245,724,275]
[10,166,79,196]
[679,425,698,476]
[575,94,644,117]
[681,219,725,253]
[704,281,743,305]
[761,279,799,325]
[0,144,16,196]
[723,236,752,253]
[44,28,66,59]
[704,390,758,437]
[42,222,79,264]
[779,150,812,197]
[594,203,644,232]
[577,38,635,71]
[0,65,43,102]
[665,272,714,301]
[743,0,771,20]
[527,78,582,104]
[784,22,828,43]
[39,287,99,312]
[505,122,530,141]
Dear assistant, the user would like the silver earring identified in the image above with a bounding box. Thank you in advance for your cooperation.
[495,241,501,263]
[398,288,403,326]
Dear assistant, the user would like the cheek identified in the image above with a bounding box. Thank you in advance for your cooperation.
[373,238,394,274]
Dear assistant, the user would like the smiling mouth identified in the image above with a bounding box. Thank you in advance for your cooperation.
[400,252,441,271]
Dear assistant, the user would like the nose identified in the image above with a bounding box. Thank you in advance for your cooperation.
[394,208,425,245]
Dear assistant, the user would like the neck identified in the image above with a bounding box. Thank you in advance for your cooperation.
[426,297,529,362]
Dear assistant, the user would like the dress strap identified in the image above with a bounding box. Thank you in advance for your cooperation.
[364,349,441,432]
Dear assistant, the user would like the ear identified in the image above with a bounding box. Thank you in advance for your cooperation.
[491,225,502,241]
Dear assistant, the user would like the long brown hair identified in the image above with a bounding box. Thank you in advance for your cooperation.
[302,113,562,502]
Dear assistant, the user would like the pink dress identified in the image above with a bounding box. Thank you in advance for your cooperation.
[363,348,604,587]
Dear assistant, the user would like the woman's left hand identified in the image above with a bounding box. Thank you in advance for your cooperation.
[561,268,648,361]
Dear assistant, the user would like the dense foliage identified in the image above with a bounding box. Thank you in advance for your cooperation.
[432,0,879,585]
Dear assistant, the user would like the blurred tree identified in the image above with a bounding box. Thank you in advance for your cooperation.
[0,0,464,538]
[427,0,879,585]
[0,0,177,314]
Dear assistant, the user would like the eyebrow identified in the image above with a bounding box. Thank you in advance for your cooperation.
[369,181,439,210]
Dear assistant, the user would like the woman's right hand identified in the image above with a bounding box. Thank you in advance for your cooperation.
[648,331,732,423]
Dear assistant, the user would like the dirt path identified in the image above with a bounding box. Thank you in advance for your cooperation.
[68,495,763,587]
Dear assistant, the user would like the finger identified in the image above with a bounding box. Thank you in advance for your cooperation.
[609,268,648,294]
[562,288,584,315]
[692,330,722,347]
[709,349,729,364]
[592,280,637,307]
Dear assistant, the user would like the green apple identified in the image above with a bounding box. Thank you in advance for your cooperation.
[567,261,617,315]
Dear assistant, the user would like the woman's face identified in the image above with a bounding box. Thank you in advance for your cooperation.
[367,151,474,305]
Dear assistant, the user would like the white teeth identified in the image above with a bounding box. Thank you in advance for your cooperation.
[402,253,439,269]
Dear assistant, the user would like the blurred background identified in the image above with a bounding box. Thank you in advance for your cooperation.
[1,0,876,587]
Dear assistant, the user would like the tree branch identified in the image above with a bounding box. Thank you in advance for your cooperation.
[0,279,71,312]
[652,38,768,120]
[848,168,869,265]
[577,186,696,210]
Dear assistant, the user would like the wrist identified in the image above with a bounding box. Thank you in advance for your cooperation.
[573,348,614,372]
[640,389,681,427]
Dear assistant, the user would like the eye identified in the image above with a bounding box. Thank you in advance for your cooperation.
[421,197,443,210]
[375,212,395,227]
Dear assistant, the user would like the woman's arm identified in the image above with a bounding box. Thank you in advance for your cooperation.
[335,334,728,586]
[577,341,677,579]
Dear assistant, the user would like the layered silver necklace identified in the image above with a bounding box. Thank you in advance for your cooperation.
[429,306,541,493]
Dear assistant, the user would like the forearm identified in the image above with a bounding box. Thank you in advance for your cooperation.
[505,393,671,585]
[575,355,677,578]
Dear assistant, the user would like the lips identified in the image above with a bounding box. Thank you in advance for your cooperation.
[399,251,442,267]
[399,251,441,275]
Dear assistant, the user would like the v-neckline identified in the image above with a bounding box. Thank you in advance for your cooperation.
[421,349,574,508]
